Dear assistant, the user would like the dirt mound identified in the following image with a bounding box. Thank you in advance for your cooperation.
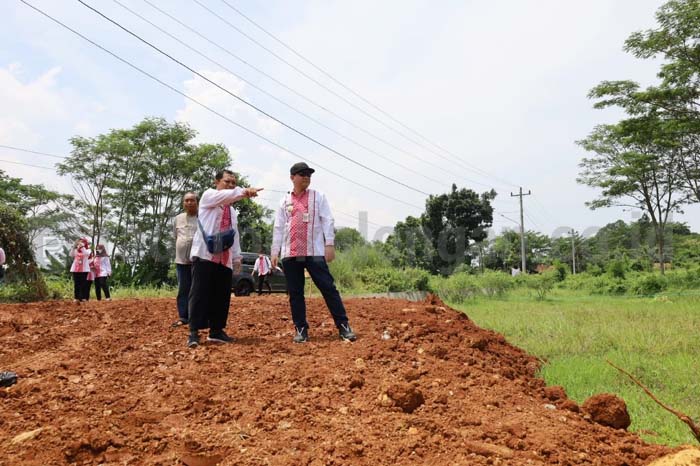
[0,296,674,465]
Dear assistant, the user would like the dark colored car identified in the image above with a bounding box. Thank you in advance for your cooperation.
[232,252,287,296]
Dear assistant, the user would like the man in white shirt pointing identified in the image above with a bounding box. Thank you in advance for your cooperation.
[187,169,262,348]
[271,162,356,343]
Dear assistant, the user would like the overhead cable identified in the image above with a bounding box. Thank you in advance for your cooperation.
[77,0,430,197]
[19,0,423,210]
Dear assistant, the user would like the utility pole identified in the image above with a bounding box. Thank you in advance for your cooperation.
[570,229,577,275]
[510,187,531,273]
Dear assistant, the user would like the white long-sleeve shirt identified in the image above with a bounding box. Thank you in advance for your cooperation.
[271,189,335,259]
[69,247,91,273]
[190,187,246,269]
[253,255,272,275]
[94,256,112,277]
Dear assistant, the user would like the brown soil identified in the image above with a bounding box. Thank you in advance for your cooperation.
[0,295,675,465]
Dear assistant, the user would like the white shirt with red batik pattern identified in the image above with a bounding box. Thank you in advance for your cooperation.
[271,189,335,259]
[190,187,246,270]
[253,256,272,275]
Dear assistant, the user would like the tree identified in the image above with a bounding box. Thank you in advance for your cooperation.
[0,205,49,301]
[577,116,688,273]
[421,185,495,275]
[334,227,366,252]
[0,169,75,244]
[58,117,270,285]
[484,229,550,272]
[383,216,434,270]
[589,0,700,203]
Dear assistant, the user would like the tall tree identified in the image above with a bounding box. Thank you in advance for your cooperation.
[577,116,687,273]
[589,0,700,203]
[0,169,75,244]
[421,185,495,275]
[58,117,267,284]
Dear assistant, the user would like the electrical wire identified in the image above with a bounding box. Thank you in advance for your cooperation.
[77,0,431,198]
[19,0,423,211]
[138,0,487,186]
[110,0,449,189]
[0,144,66,160]
[0,158,56,171]
[214,0,520,188]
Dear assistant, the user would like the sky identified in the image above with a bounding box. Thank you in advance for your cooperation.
[2,0,698,245]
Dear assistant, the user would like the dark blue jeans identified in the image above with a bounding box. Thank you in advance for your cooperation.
[176,264,192,322]
[282,256,349,330]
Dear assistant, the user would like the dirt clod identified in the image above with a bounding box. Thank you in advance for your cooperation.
[582,393,632,429]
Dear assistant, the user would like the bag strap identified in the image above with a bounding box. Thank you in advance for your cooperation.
[198,205,235,237]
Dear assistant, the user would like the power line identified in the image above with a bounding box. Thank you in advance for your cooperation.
[136,0,496,189]
[0,158,57,171]
[0,144,66,160]
[215,0,519,189]
[19,0,422,211]
[77,0,430,198]
[109,0,447,189]
[188,0,515,189]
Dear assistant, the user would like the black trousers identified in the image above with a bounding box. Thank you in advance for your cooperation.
[72,272,89,300]
[188,259,233,332]
[95,276,111,300]
[257,274,271,294]
[282,256,349,330]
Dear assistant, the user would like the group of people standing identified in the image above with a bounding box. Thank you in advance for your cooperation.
[174,163,357,348]
[69,239,112,302]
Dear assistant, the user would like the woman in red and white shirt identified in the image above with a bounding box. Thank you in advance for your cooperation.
[92,244,112,301]
[69,238,91,302]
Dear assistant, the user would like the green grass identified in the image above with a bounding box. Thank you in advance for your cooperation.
[450,289,700,446]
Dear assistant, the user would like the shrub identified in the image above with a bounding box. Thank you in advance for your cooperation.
[432,272,479,304]
[476,271,512,298]
[590,276,627,295]
[523,272,557,300]
[606,259,628,280]
[552,260,568,282]
[630,273,668,296]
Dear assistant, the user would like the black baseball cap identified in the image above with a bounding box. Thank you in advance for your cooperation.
[290,162,315,176]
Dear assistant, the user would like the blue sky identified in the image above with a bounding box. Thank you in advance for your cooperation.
[2,0,697,241]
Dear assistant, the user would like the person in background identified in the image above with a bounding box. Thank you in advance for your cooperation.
[0,246,5,283]
[172,192,198,327]
[271,162,356,343]
[69,238,91,302]
[187,169,263,348]
[253,249,272,295]
[93,244,112,301]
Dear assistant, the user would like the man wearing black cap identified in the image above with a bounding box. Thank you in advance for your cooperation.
[271,162,357,343]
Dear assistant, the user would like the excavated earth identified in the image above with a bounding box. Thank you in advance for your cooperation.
[0,295,676,465]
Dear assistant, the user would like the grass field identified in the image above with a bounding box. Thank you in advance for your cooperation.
[451,289,700,446]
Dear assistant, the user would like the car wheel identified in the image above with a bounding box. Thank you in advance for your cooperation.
[234,280,253,297]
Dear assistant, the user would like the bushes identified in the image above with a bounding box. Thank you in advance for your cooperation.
[522,272,556,300]
[480,271,513,298]
[432,273,479,304]
[630,274,668,295]
[432,271,513,302]
[329,244,429,293]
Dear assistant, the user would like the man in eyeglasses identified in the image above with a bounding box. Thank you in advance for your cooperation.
[271,162,357,343]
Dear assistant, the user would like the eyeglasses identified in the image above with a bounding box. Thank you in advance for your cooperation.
[296,171,313,177]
